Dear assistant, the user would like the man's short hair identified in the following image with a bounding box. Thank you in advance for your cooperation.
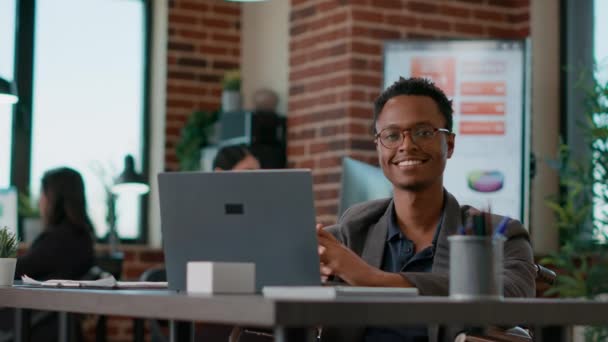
[213,144,252,170]
[372,77,453,133]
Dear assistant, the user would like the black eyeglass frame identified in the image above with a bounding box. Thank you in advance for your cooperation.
[374,126,452,149]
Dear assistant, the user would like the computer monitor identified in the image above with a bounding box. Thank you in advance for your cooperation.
[0,187,18,238]
[338,157,393,216]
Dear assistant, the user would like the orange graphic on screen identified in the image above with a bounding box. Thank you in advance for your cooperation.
[461,82,506,96]
[460,121,505,135]
[411,57,455,96]
[460,102,505,116]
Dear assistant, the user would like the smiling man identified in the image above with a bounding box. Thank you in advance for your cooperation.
[317,77,536,342]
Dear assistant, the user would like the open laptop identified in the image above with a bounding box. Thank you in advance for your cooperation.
[158,170,321,291]
[158,170,418,297]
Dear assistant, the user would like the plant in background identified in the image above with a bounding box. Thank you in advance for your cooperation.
[541,67,608,341]
[175,110,220,171]
[222,70,241,91]
[18,192,40,218]
[0,227,18,258]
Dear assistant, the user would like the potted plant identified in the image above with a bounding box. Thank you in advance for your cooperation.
[0,226,18,286]
[175,110,220,171]
[221,70,241,112]
[541,68,608,341]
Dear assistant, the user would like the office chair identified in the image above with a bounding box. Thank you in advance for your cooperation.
[455,263,557,342]
[137,267,169,342]
[230,264,557,342]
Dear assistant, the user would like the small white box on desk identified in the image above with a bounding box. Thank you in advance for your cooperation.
[186,262,255,294]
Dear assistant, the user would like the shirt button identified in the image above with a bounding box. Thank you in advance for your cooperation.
[404,247,412,253]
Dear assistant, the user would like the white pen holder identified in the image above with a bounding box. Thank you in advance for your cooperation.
[448,236,504,300]
[187,261,255,294]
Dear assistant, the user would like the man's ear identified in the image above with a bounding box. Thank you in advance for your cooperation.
[446,133,455,159]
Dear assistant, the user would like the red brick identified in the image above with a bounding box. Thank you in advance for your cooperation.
[373,0,403,9]
[440,5,470,18]
[201,18,234,30]
[211,33,240,44]
[168,41,194,52]
[487,26,526,38]
[179,1,208,12]
[288,128,317,141]
[384,14,417,27]
[408,1,438,13]
[351,9,383,24]
[473,9,506,22]
[351,41,381,55]
[315,188,340,201]
[169,13,197,25]
[291,5,316,21]
[178,29,207,40]
[453,23,485,35]
[316,204,339,216]
[420,19,451,31]
[318,157,343,168]
[139,251,165,263]
[212,4,240,16]
[369,28,401,40]
[295,159,316,169]
[508,12,530,23]
[313,172,341,184]
[287,144,306,156]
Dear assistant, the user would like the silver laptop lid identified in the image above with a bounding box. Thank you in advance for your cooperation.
[158,170,321,291]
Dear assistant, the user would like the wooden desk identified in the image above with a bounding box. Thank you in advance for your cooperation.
[2,285,607,342]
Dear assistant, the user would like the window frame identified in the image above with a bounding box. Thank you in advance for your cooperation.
[8,0,152,244]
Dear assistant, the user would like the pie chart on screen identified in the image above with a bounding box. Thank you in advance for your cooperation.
[467,170,504,193]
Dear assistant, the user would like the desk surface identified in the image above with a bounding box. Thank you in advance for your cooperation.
[2,286,608,327]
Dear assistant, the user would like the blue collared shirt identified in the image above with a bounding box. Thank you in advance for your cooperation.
[364,202,443,342]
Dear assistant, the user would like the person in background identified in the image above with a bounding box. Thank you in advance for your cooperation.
[0,167,95,341]
[213,144,261,171]
[317,77,535,342]
[15,167,95,280]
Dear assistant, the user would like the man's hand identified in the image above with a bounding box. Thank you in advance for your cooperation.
[316,224,414,287]
[316,224,377,285]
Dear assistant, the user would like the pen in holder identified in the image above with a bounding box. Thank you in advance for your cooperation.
[448,235,505,300]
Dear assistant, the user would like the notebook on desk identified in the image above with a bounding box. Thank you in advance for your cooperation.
[263,286,419,300]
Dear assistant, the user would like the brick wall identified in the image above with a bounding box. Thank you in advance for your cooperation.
[164,0,241,171]
[287,0,530,224]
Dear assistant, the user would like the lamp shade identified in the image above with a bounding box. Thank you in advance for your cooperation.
[0,77,18,105]
[111,155,150,196]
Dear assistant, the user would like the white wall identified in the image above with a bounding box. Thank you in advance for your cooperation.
[530,0,560,254]
[147,0,168,248]
[241,0,290,115]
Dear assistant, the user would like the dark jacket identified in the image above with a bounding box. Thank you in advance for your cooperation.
[321,191,536,342]
[15,223,95,280]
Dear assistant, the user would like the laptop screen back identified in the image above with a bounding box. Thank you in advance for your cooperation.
[158,170,321,291]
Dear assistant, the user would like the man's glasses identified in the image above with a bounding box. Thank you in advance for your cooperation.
[374,125,451,149]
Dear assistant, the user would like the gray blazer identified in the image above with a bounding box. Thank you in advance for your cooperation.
[321,191,536,342]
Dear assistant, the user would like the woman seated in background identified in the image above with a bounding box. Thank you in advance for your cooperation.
[213,144,261,171]
[15,167,95,280]
[1,167,95,341]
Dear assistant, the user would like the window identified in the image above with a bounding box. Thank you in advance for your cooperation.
[0,0,17,189]
[594,0,608,238]
[6,0,150,241]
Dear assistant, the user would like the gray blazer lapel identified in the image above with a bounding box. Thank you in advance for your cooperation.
[432,191,462,273]
[360,200,391,269]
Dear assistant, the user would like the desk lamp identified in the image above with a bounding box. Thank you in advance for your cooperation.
[0,77,18,105]
[107,155,149,253]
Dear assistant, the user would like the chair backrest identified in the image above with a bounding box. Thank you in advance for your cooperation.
[139,267,166,282]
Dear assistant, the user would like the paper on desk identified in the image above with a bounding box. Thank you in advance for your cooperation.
[21,275,168,289]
